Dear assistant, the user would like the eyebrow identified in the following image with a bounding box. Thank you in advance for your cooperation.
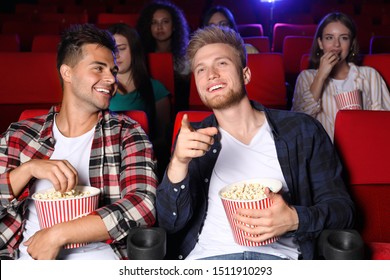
[90,61,118,71]
[194,56,234,70]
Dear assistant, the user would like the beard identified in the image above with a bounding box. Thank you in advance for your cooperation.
[203,87,246,110]
[202,75,247,110]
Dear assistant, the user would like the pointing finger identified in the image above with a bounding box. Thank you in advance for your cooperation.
[181,114,194,132]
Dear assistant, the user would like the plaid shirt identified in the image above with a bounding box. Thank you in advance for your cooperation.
[0,106,158,259]
[156,101,355,260]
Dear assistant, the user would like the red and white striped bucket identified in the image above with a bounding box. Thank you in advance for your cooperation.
[334,90,363,110]
[33,186,100,249]
[218,178,282,247]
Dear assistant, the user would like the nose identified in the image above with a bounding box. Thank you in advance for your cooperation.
[104,71,116,85]
[334,37,341,47]
[207,67,219,80]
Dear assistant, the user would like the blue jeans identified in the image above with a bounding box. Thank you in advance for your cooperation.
[199,251,288,260]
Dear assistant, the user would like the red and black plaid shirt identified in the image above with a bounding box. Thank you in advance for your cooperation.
[0,106,157,259]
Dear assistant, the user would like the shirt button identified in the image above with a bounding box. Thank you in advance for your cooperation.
[172,212,177,216]
[173,188,178,192]
[204,178,209,183]
[180,185,185,189]
[178,255,183,260]
[212,149,217,153]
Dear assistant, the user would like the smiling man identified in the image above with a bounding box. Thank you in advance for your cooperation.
[0,24,158,260]
[156,26,355,260]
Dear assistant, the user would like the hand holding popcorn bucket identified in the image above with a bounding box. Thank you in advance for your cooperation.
[218,178,282,246]
[334,89,363,110]
[32,186,100,249]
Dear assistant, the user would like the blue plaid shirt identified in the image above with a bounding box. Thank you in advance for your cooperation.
[156,101,355,260]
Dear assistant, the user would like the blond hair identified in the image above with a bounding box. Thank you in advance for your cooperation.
[187,26,247,71]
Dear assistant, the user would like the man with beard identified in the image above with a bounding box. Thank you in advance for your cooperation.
[156,26,355,260]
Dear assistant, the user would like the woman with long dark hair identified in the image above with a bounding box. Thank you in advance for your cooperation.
[136,0,191,113]
[292,12,390,141]
[108,23,171,179]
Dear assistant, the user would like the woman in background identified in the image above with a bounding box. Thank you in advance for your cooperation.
[108,23,171,180]
[292,12,390,141]
[136,0,191,113]
[201,5,259,54]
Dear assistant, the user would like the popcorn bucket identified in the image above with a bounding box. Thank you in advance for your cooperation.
[218,178,282,247]
[32,186,100,249]
[334,90,363,110]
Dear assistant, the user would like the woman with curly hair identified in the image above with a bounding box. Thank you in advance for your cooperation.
[136,0,191,113]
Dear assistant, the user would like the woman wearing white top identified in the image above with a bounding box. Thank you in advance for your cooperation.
[292,12,390,141]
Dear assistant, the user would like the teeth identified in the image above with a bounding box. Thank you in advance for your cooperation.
[96,88,110,93]
[209,84,223,92]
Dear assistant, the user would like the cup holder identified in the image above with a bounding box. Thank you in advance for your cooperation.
[127,227,166,260]
[318,229,364,260]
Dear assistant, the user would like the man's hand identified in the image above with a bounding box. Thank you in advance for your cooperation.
[23,227,63,260]
[10,159,79,196]
[168,114,218,183]
[234,188,299,243]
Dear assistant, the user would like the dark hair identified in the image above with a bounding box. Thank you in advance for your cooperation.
[136,0,189,60]
[309,12,360,69]
[200,5,238,32]
[57,23,116,87]
[108,23,157,138]
[187,26,247,70]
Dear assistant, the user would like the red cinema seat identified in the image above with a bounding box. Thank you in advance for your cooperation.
[362,54,390,89]
[31,34,61,52]
[272,23,317,53]
[334,110,390,259]
[0,34,20,52]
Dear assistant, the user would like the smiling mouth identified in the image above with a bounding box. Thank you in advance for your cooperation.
[95,87,112,96]
[208,84,225,92]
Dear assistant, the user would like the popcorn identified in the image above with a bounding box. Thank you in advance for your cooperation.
[220,183,266,200]
[33,189,91,200]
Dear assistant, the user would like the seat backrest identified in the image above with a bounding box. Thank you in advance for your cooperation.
[243,36,270,52]
[122,110,149,135]
[1,21,60,51]
[0,52,60,133]
[147,52,175,107]
[97,13,139,27]
[0,34,20,52]
[362,54,390,89]
[369,36,390,54]
[172,111,213,149]
[246,53,287,109]
[282,36,313,80]
[300,53,311,71]
[334,110,390,244]
[31,34,61,52]
[272,23,317,53]
[18,109,49,121]
[38,12,89,32]
[237,24,264,37]
[18,109,149,135]
[0,52,62,104]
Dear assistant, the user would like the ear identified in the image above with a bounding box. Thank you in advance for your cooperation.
[243,66,251,85]
[317,37,323,50]
[60,64,72,83]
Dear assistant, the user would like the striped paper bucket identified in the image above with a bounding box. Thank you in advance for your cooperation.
[334,89,363,110]
[32,186,100,249]
[218,178,282,247]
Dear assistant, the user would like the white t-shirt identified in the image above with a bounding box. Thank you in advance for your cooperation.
[18,116,118,260]
[186,120,300,260]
